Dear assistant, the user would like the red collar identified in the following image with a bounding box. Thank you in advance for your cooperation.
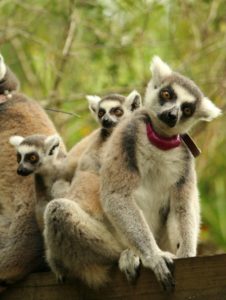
[146,122,181,151]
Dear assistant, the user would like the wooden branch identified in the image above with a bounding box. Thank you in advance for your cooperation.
[2,254,226,300]
[50,7,77,106]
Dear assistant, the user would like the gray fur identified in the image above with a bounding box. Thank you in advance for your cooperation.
[43,91,142,287]
[10,134,70,231]
[99,56,221,291]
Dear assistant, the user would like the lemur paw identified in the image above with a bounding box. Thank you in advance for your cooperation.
[119,249,140,283]
[142,251,176,293]
[0,54,6,81]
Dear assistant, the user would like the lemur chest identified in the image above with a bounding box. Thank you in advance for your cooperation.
[135,143,186,236]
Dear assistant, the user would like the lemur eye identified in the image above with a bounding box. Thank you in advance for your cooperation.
[114,108,123,117]
[160,90,171,100]
[17,153,21,163]
[183,107,192,116]
[29,153,39,163]
[98,109,105,118]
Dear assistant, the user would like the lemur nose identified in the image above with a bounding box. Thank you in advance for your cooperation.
[158,108,178,128]
[102,119,113,128]
[17,166,32,176]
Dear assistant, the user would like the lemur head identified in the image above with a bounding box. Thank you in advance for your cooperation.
[145,56,221,136]
[9,134,60,176]
[86,90,142,129]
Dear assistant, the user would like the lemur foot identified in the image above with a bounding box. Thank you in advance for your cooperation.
[0,54,6,81]
[119,249,140,283]
[142,251,175,293]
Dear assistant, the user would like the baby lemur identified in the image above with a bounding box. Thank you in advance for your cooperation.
[43,90,142,286]
[10,134,68,230]
[44,56,220,291]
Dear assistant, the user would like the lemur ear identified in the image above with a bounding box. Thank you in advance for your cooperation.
[0,54,6,81]
[150,56,172,86]
[125,90,142,111]
[9,135,24,147]
[44,135,60,156]
[198,97,222,121]
[86,95,101,114]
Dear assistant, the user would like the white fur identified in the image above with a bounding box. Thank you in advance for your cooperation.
[9,136,25,147]
[16,145,38,156]
[86,95,101,113]
[134,129,186,240]
[150,56,172,86]
[199,97,222,121]
[0,54,6,80]
[125,90,141,109]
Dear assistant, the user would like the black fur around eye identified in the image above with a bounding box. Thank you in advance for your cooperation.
[113,107,123,117]
[98,109,105,118]
[181,102,196,118]
[25,152,39,164]
[159,86,177,105]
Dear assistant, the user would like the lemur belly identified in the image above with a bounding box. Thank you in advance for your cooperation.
[135,142,186,239]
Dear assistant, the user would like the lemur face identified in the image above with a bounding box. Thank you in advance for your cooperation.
[145,56,221,135]
[97,100,125,128]
[87,91,142,130]
[9,135,60,176]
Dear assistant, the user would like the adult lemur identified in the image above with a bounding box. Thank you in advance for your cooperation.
[0,54,65,288]
[44,91,142,286]
[44,56,220,290]
[100,56,221,290]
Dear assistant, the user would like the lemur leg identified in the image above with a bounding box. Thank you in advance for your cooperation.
[167,173,200,257]
[0,208,44,286]
[44,198,123,288]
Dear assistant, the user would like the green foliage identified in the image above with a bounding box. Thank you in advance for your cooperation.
[0,0,225,249]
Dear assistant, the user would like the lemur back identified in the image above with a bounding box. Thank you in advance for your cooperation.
[0,54,65,286]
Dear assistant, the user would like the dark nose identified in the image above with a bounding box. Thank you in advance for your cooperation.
[17,166,32,176]
[102,117,114,128]
[158,108,178,128]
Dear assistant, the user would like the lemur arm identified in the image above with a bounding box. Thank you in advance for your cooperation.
[168,165,200,257]
[34,174,50,230]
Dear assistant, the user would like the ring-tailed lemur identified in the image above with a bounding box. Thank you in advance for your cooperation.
[0,54,65,286]
[43,91,142,287]
[10,134,69,231]
[99,56,221,291]
[63,90,142,177]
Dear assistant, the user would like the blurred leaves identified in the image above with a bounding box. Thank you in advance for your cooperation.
[0,0,226,249]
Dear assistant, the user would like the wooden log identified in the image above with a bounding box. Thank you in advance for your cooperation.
[2,254,226,300]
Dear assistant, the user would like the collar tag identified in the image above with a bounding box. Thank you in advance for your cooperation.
[180,134,201,158]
